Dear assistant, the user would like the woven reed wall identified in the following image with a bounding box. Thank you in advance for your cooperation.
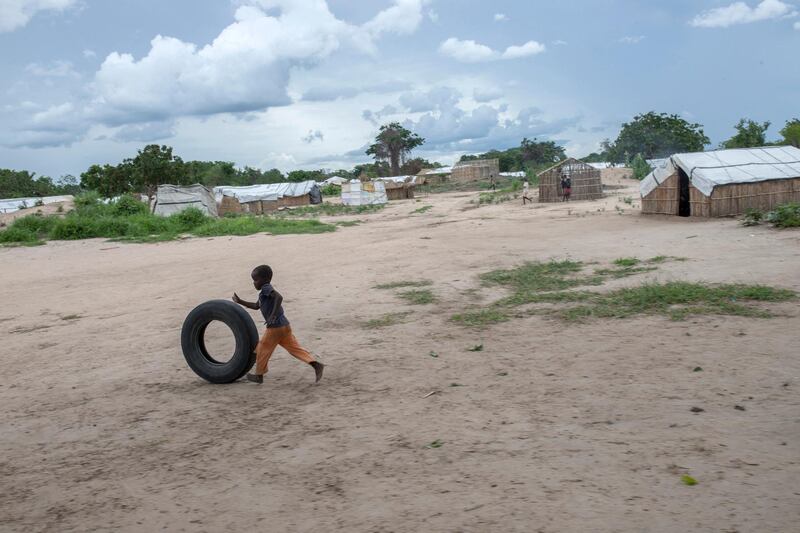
[386,186,415,200]
[538,159,603,203]
[451,159,500,183]
[642,175,800,217]
[709,178,800,216]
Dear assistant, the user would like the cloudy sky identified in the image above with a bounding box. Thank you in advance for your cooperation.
[1,0,798,178]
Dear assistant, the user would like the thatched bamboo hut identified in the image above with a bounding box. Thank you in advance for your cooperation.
[214,181,321,216]
[640,146,800,217]
[451,159,499,183]
[537,159,603,202]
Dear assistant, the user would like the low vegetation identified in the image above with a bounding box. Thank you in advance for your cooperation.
[374,280,432,290]
[278,203,385,217]
[742,203,800,228]
[412,205,433,214]
[0,193,334,245]
[397,289,436,305]
[452,258,795,325]
[364,312,411,329]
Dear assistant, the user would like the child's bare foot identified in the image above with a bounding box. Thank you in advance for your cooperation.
[246,373,263,384]
[310,361,324,383]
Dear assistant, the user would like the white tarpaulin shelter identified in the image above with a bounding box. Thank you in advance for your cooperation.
[375,175,420,185]
[154,184,218,217]
[341,180,387,206]
[0,195,73,214]
[641,146,800,198]
[214,181,321,204]
[321,176,347,187]
[418,167,452,176]
[499,171,526,178]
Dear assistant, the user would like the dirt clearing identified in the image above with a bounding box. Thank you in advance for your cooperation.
[2,180,799,532]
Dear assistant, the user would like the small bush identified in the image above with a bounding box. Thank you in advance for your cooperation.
[51,217,100,240]
[320,183,341,196]
[10,214,58,235]
[742,208,763,226]
[74,191,101,209]
[766,203,800,228]
[0,226,40,244]
[170,207,208,230]
[112,195,148,216]
[631,154,652,180]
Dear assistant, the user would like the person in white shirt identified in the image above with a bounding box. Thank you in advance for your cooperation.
[522,179,532,205]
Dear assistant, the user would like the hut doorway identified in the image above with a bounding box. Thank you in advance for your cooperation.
[678,168,691,217]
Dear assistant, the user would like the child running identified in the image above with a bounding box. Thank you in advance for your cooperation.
[233,264,324,384]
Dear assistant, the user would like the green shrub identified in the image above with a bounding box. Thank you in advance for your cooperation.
[766,203,800,228]
[631,154,652,180]
[112,195,148,216]
[742,208,763,226]
[0,226,40,244]
[51,218,96,240]
[74,191,101,209]
[170,207,208,230]
[320,183,341,196]
[9,214,58,235]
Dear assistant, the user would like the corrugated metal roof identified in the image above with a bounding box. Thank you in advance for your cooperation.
[641,146,800,197]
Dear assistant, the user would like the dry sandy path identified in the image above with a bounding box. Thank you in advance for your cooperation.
[1,181,799,532]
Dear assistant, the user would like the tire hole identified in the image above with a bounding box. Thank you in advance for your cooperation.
[201,320,237,364]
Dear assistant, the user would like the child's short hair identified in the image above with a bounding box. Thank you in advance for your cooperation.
[252,264,273,282]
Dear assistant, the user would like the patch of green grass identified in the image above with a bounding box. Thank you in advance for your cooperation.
[553,282,795,322]
[681,475,698,486]
[412,205,433,214]
[364,312,411,329]
[0,197,336,245]
[613,257,640,267]
[482,260,598,293]
[595,265,658,279]
[334,219,361,227]
[374,280,433,290]
[279,203,385,217]
[451,308,509,326]
[467,344,484,352]
[743,203,800,228]
[397,289,435,305]
[426,439,444,449]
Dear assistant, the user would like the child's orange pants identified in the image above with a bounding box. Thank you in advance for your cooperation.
[254,325,314,375]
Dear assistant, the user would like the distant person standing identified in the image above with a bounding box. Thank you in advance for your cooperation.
[522,179,532,205]
[560,174,572,202]
[489,173,496,191]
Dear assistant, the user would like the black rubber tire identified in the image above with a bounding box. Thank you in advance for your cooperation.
[181,300,259,384]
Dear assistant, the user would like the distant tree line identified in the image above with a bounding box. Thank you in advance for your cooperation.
[0,169,81,199]
[460,138,567,172]
[588,112,800,165]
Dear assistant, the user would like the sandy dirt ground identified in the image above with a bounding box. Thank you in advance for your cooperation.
[1,177,799,532]
[0,200,74,226]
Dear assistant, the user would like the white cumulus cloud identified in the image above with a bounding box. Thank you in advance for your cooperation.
[690,0,796,28]
[619,35,645,44]
[0,0,78,33]
[4,0,428,148]
[795,20,800,29]
[502,40,546,59]
[494,13,508,22]
[439,37,545,62]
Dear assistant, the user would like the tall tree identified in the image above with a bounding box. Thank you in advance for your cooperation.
[520,138,566,167]
[606,112,709,162]
[366,122,425,176]
[780,119,800,148]
[130,144,187,200]
[721,118,771,149]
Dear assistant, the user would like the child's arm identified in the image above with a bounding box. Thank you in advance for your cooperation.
[265,290,283,324]
[232,292,259,310]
